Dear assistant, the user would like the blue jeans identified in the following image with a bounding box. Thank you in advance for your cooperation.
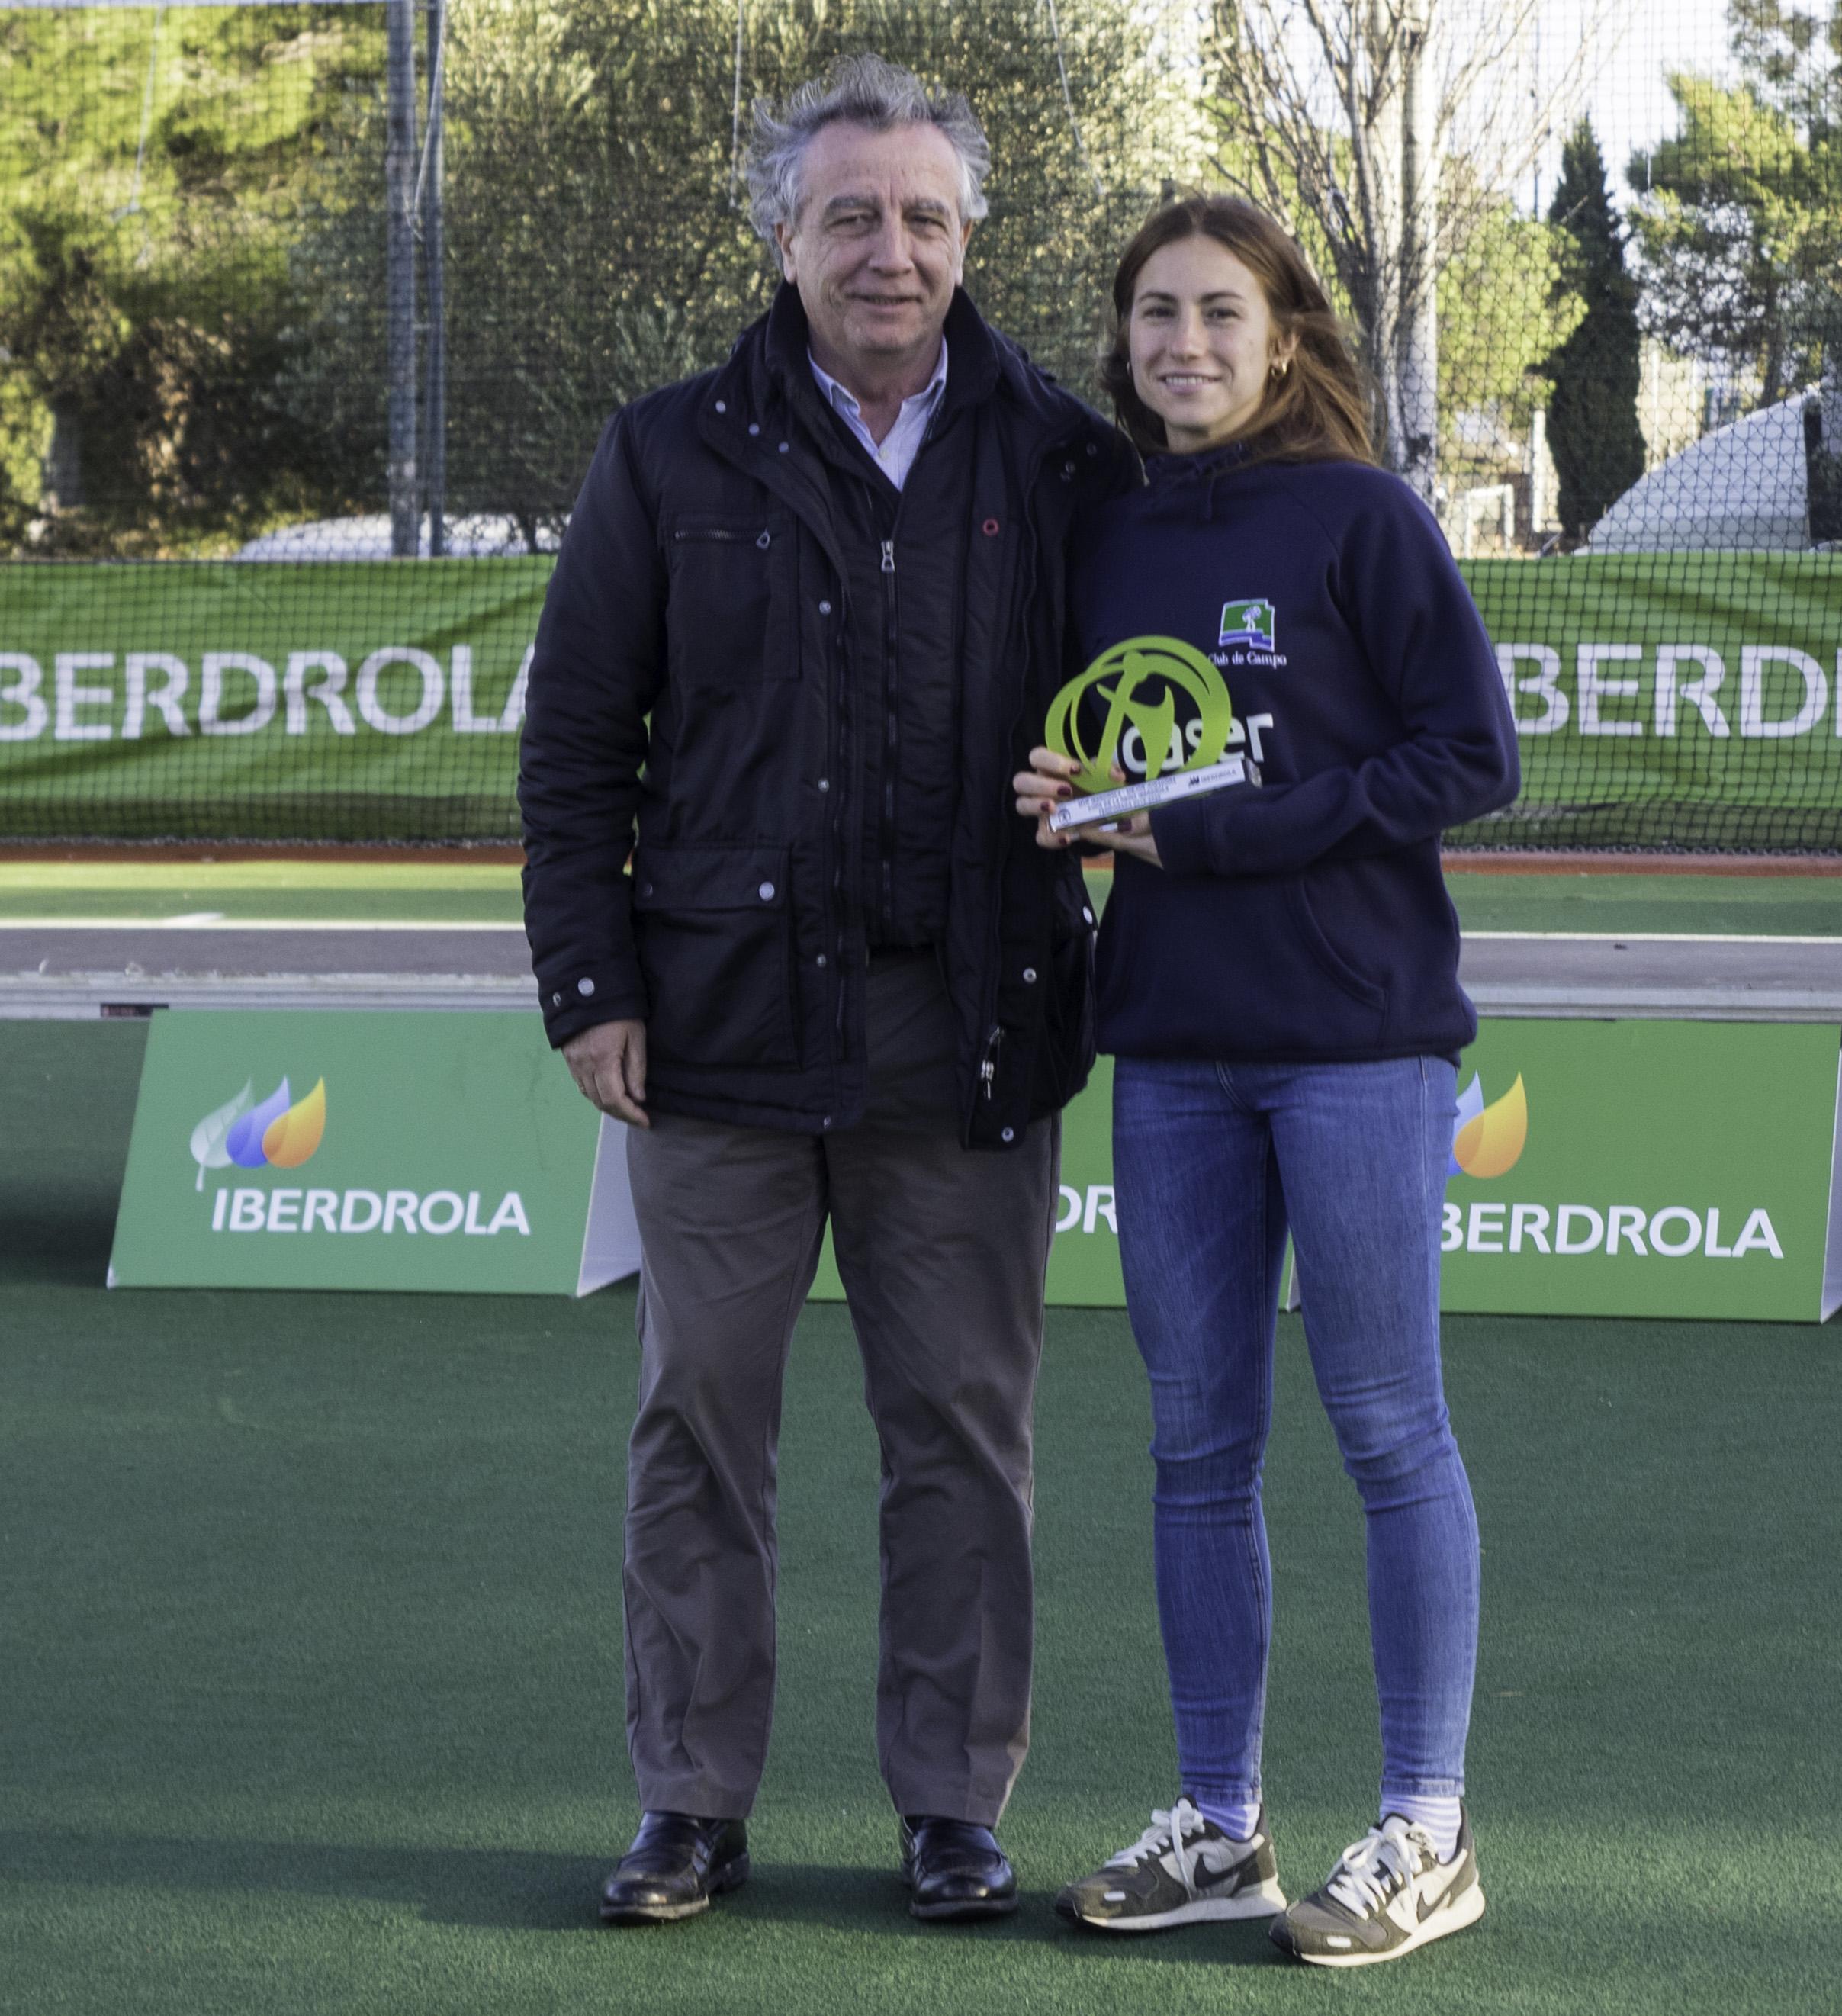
[1113,1054,1479,1810]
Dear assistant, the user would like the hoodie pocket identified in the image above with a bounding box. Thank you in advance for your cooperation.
[1094,867,1390,1060]
[1287,876,1387,1013]
[632,843,797,1067]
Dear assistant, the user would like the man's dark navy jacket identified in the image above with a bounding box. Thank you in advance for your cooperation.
[1073,445,1521,1064]
[518,284,1137,1146]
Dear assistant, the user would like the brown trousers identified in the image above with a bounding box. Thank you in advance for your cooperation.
[621,953,1060,1824]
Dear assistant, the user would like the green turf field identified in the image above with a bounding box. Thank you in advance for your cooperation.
[3,1021,1838,2014]
[1,859,1837,935]
[1443,870,1842,938]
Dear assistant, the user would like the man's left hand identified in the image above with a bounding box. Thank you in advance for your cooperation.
[563,1018,651,1127]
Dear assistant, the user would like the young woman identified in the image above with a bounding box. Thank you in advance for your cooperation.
[1015,197,1519,1967]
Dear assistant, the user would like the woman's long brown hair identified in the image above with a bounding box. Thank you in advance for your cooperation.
[1102,195,1376,467]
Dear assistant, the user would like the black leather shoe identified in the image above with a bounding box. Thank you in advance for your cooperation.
[899,1815,1018,1921]
[600,1812,749,1924]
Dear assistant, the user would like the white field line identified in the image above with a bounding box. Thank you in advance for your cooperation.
[0,865,519,891]
[1463,931,1842,945]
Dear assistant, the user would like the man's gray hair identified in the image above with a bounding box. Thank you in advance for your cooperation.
[747,53,992,243]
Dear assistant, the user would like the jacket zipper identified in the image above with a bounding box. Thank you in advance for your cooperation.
[979,1023,1004,1101]
[969,428,1077,1139]
[694,398,860,1092]
[879,535,898,940]
[831,590,850,1064]
[873,404,944,950]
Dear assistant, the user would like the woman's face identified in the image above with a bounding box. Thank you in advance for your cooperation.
[1125,236,1296,452]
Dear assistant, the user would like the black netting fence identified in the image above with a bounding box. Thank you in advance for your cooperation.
[2,0,1839,847]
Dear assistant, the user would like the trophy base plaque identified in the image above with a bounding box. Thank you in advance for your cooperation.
[1048,754,1255,834]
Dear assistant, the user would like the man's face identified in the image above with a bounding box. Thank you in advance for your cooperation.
[775,121,972,381]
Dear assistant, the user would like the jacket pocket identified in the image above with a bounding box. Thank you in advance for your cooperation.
[664,510,796,685]
[632,843,798,1068]
[1286,876,1387,1012]
[1032,870,1098,1110]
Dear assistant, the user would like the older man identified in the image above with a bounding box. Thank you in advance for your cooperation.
[519,54,1134,1924]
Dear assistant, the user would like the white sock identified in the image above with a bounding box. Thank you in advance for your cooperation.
[1193,1794,1262,1842]
[1382,1793,1461,1861]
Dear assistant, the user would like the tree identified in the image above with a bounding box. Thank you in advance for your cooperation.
[1730,0,1842,132]
[1627,4,1842,408]
[0,5,381,555]
[284,0,1201,543]
[1435,184,1572,481]
[1205,0,1608,503]
[1541,120,1645,540]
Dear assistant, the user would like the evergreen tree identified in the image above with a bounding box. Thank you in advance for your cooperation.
[1541,120,1647,541]
[285,0,1196,541]
[0,5,380,555]
[1626,1,1840,421]
[1729,0,1842,135]
[3,0,1197,553]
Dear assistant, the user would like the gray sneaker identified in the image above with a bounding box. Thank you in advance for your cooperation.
[1270,1807,1485,1966]
[1056,1798,1286,1931]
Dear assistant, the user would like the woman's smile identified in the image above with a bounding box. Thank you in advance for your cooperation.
[1127,236,1294,452]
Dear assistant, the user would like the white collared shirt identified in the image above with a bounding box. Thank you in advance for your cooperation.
[808,340,948,490]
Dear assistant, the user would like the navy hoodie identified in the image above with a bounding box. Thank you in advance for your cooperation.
[1072,445,1519,1064]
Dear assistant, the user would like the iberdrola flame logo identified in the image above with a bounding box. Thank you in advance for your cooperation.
[1449,1073,1527,1178]
[189,1077,327,1190]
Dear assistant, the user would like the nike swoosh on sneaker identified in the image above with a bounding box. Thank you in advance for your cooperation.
[1415,1864,1465,1922]
[1192,1843,1263,1892]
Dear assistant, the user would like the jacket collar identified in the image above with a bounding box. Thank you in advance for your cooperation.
[761,280,1001,420]
[699,281,1123,512]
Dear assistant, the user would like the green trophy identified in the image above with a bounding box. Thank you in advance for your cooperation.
[1044,635,1253,834]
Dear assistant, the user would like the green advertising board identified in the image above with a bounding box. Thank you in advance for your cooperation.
[5,555,1842,844]
[110,1014,1841,1321]
[1462,554,1842,847]
[0,561,546,839]
[815,1025,1842,1321]
[1435,1019,1840,1321]
[108,1010,638,1295]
